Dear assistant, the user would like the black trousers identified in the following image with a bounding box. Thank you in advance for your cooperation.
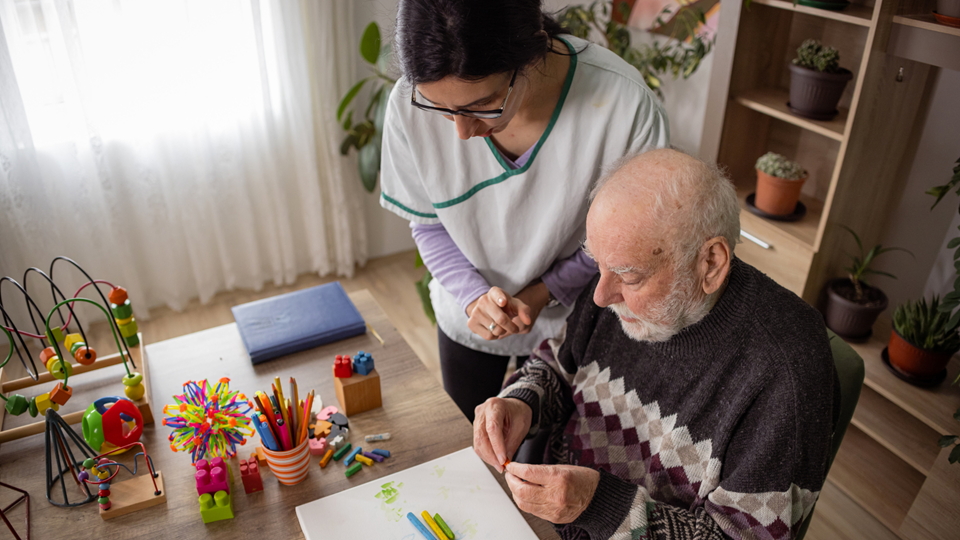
[438,326,527,423]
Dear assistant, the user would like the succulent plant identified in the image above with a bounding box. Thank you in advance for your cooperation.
[893,296,960,354]
[755,152,806,181]
[793,39,841,73]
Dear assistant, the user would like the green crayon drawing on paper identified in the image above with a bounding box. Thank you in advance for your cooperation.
[469,484,481,493]
[461,519,479,539]
[431,465,445,478]
[375,481,405,522]
[438,486,450,500]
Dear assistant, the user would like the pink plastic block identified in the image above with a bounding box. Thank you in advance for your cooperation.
[239,459,263,494]
[196,458,230,496]
[309,437,328,456]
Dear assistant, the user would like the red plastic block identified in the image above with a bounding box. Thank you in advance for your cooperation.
[196,458,230,496]
[333,355,353,378]
[239,459,263,494]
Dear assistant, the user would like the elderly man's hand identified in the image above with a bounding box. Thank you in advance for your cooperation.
[473,397,532,472]
[504,463,600,524]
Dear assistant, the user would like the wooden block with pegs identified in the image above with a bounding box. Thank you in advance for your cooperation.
[100,470,166,520]
[334,368,381,416]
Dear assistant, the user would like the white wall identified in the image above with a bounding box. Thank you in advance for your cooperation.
[354,0,714,258]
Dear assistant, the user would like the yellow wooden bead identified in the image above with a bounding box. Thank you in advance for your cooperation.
[50,359,73,380]
[46,356,60,373]
[118,319,138,338]
[64,333,83,352]
[115,315,134,326]
[124,383,145,401]
[36,393,55,415]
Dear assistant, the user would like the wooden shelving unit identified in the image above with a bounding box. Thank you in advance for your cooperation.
[701,1,960,538]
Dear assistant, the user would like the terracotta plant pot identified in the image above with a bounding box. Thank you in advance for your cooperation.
[888,328,955,377]
[824,279,888,340]
[755,169,807,216]
[788,63,853,119]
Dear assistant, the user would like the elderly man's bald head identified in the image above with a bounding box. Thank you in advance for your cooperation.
[584,148,739,342]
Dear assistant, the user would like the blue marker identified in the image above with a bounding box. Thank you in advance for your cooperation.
[407,512,438,540]
[252,415,279,451]
[344,446,363,466]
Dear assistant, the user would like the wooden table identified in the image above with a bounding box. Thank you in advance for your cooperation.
[0,290,557,539]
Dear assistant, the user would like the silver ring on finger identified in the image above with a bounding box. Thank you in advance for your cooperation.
[488,322,497,333]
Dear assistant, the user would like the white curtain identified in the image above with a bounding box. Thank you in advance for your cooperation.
[0,0,366,320]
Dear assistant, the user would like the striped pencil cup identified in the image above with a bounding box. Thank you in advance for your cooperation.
[261,438,311,486]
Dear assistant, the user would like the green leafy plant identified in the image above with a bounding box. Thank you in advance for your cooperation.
[938,374,960,465]
[414,250,436,325]
[558,1,714,99]
[838,225,912,302]
[755,152,806,181]
[337,22,396,193]
[893,297,960,353]
[792,39,841,74]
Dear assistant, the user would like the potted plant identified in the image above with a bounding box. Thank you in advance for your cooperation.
[796,0,851,12]
[788,39,853,120]
[824,226,912,340]
[754,152,806,216]
[889,297,960,380]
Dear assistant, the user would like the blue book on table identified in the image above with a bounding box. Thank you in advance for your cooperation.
[231,282,366,364]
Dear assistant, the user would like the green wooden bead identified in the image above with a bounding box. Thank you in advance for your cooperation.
[50,359,74,380]
[111,300,133,320]
[125,334,140,347]
[98,496,110,504]
[122,373,143,386]
[118,319,138,338]
[70,341,86,355]
[46,326,65,344]
[28,396,38,417]
[5,394,29,416]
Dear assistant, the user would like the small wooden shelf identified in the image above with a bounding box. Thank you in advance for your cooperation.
[846,324,960,436]
[734,88,847,142]
[850,385,941,476]
[735,182,823,250]
[751,0,875,27]
[894,13,960,38]
[829,424,926,532]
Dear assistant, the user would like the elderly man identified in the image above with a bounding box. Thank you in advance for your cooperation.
[473,148,838,540]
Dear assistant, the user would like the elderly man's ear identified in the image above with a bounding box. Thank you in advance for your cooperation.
[700,237,731,295]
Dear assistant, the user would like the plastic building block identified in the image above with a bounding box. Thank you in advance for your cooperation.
[343,446,362,466]
[319,449,334,468]
[371,448,391,458]
[314,420,332,438]
[309,437,328,456]
[252,447,266,464]
[353,351,375,376]
[328,413,349,428]
[111,300,134,320]
[334,367,382,416]
[332,442,352,461]
[329,435,346,450]
[196,458,231,496]
[345,461,362,477]
[355,454,373,467]
[199,490,234,523]
[363,451,384,463]
[50,382,73,406]
[333,355,353,378]
[239,459,263,494]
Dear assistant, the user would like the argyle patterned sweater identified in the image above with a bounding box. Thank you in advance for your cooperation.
[500,259,839,540]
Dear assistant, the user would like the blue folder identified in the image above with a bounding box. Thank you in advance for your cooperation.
[231,282,366,364]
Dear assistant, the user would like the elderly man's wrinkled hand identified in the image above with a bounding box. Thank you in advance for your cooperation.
[504,463,600,524]
[473,397,532,473]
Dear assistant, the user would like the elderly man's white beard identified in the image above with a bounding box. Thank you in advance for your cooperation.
[608,270,713,343]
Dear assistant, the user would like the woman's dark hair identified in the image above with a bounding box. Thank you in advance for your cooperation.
[395,0,568,84]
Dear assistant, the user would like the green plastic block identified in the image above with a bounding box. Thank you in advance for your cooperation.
[199,490,234,524]
[345,461,362,477]
[332,442,352,461]
[111,300,133,320]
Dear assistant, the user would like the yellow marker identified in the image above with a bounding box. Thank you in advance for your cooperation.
[356,454,374,466]
[422,511,446,540]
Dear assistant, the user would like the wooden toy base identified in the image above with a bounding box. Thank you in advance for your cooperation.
[100,470,166,520]
[334,368,382,416]
[0,333,154,443]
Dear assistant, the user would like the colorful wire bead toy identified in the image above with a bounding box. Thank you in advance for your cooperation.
[163,378,254,464]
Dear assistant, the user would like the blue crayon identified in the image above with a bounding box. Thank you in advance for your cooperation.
[407,512,438,540]
[344,446,363,466]
[372,448,390,458]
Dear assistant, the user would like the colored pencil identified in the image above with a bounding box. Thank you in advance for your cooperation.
[290,377,300,435]
[298,391,314,445]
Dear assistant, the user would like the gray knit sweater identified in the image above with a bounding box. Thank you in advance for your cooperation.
[500,258,839,540]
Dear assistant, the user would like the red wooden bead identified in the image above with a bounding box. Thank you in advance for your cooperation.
[39,347,57,364]
[74,345,97,365]
[108,287,128,305]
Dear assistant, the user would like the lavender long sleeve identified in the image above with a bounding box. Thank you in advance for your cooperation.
[411,222,598,313]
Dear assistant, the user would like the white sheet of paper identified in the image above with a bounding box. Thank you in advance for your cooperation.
[296,447,541,540]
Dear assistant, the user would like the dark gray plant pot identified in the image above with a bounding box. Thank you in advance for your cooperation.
[825,279,888,340]
[788,64,853,120]
[938,0,960,18]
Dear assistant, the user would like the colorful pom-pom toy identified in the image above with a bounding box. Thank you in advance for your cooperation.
[163,378,254,464]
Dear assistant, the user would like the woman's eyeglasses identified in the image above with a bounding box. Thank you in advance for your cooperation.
[410,70,517,119]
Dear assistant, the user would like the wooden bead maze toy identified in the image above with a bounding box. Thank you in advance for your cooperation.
[0,257,155,444]
[76,441,166,519]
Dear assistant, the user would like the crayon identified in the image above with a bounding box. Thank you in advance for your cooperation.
[333,442,352,461]
[345,461,363,477]
[319,448,334,468]
[422,511,446,540]
[344,446,363,466]
[365,433,391,442]
[434,513,455,539]
[356,454,373,466]
[363,451,384,463]
[372,448,391,458]
[407,512,438,540]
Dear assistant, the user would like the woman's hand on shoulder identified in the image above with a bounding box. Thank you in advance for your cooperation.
[466,282,551,340]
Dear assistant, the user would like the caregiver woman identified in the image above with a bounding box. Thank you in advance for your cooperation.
[380,0,669,421]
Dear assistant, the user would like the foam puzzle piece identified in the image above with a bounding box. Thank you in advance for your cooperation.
[314,420,332,439]
[199,490,234,523]
[328,413,349,428]
[326,425,349,442]
[309,437,328,456]
[316,406,339,421]
[329,435,346,451]
[239,459,263,494]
